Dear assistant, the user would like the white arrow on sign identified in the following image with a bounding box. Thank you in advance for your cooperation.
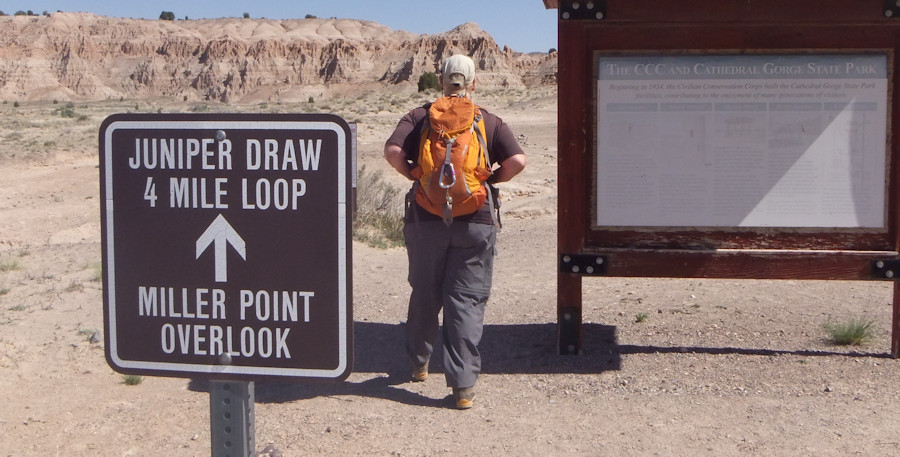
[196,214,246,283]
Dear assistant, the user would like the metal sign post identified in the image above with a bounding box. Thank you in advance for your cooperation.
[210,380,255,457]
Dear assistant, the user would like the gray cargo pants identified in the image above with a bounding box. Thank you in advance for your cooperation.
[403,219,496,389]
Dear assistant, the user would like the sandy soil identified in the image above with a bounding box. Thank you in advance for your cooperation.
[2,92,900,457]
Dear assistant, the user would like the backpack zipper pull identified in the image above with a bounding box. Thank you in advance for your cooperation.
[442,191,453,225]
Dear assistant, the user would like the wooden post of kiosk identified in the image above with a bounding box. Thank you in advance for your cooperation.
[545,0,900,357]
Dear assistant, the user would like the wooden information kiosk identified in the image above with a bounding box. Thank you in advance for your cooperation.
[546,0,900,356]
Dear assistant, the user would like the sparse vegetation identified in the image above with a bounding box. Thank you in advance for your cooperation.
[88,262,102,281]
[0,258,21,272]
[635,312,649,323]
[76,328,98,340]
[50,101,78,118]
[353,166,405,248]
[122,374,144,385]
[55,106,76,118]
[824,318,876,346]
[159,11,175,21]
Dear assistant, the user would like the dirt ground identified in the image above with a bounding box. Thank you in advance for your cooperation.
[2,91,900,457]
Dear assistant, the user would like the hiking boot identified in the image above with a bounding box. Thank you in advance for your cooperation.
[453,387,475,410]
[411,363,428,382]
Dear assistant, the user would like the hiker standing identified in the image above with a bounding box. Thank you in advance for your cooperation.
[384,54,526,409]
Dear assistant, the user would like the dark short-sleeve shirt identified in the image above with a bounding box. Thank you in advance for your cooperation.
[386,104,525,224]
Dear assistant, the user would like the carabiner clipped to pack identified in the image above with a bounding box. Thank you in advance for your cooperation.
[439,162,456,189]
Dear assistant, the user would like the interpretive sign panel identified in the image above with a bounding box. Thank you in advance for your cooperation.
[552,0,900,356]
[99,114,352,381]
[596,54,889,228]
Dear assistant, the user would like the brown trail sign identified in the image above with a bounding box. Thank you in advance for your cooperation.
[99,113,353,380]
[100,113,354,456]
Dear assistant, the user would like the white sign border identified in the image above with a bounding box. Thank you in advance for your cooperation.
[102,119,350,379]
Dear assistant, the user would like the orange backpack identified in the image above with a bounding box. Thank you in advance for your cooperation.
[410,95,492,224]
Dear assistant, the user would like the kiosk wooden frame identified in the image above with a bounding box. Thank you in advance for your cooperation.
[546,0,900,356]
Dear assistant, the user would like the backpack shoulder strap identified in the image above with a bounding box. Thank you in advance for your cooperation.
[474,107,500,228]
[473,108,489,166]
[418,102,433,135]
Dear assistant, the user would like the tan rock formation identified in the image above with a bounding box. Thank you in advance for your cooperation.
[0,12,557,102]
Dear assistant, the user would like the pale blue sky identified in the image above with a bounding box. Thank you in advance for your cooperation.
[1,1,559,53]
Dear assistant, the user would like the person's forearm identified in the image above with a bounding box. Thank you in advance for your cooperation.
[384,144,415,181]
[491,154,526,184]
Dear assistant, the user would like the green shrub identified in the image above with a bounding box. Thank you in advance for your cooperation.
[417,72,440,92]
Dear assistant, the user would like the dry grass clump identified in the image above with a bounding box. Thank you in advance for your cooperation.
[823,317,876,346]
[353,165,404,249]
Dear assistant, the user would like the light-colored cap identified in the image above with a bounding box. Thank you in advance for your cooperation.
[441,54,476,88]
